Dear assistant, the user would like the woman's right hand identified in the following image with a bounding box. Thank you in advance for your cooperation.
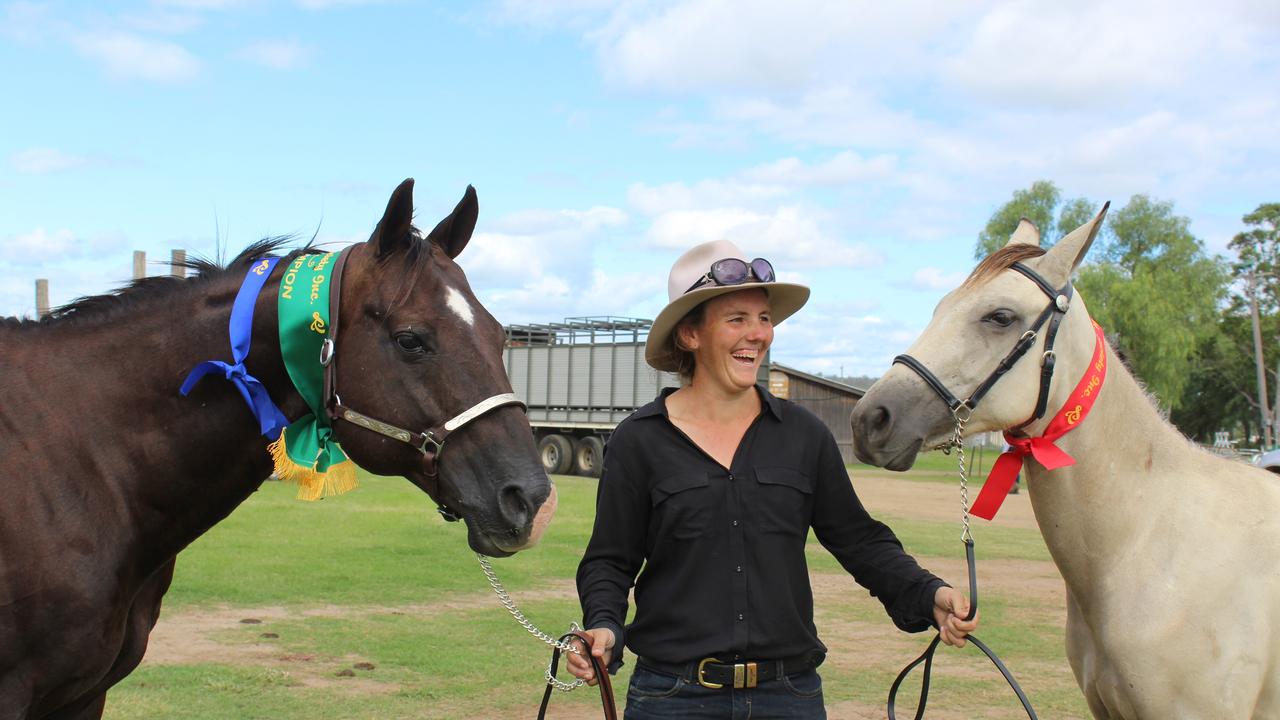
[565,627,615,686]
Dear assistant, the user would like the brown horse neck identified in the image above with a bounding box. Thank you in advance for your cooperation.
[4,265,307,570]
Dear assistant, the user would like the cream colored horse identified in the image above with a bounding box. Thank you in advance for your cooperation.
[850,209,1280,719]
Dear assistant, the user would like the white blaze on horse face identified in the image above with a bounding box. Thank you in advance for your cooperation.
[444,286,476,327]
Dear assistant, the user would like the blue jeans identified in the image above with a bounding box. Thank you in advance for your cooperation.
[623,665,826,719]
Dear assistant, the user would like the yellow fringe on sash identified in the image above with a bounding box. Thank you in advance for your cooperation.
[268,435,359,501]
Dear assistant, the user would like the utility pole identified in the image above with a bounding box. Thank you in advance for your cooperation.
[1249,271,1272,447]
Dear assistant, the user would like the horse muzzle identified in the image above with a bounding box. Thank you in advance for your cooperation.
[467,481,558,557]
[851,379,952,470]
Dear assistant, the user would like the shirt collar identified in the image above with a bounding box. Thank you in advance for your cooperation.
[632,384,783,421]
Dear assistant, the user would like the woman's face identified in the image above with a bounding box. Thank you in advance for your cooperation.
[682,288,773,394]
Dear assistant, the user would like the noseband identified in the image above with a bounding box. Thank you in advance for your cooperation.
[319,246,526,522]
[893,262,1072,432]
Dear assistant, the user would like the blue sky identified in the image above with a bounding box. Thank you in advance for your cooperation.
[3,0,1278,376]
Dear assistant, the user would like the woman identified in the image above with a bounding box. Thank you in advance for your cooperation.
[569,239,977,719]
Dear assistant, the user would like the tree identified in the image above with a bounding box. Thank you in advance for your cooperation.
[1076,195,1228,411]
[1170,312,1260,442]
[1228,203,1280,313]
[975,183,1230,416]
[974,181,1061,258]
[1213,203,1280,444]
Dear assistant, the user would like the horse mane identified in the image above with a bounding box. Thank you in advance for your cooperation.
[1,236,308,330]
[963,244,1048,289]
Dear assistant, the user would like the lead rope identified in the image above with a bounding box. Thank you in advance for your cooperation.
[476,553,585,692]
[886,407,1038,719]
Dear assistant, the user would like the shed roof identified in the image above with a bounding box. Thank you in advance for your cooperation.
[770,363,868,398]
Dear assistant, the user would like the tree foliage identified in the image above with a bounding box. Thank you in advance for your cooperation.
[1078,196,1228,410]
[1228,203,1280,314]
[976,183,1229,418]
[974,181,1061,258]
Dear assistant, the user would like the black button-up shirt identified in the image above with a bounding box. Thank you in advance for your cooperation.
[576,386,945,668]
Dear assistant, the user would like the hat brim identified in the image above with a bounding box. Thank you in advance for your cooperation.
[644,281,810,372]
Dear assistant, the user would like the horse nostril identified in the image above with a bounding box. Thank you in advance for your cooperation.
[498,484,534,530]
[871,404,891,433]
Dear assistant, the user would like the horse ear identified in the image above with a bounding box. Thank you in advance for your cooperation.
[373,178,416,258]
[1038,202,1110,285]
[1005,218,1041,247]
[426,185,479,259]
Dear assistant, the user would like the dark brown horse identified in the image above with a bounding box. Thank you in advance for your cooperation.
[0,179,553,720]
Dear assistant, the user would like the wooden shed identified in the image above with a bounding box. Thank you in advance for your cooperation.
[767,363,866,465]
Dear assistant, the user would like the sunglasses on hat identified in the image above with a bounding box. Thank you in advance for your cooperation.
[685,257,776,294]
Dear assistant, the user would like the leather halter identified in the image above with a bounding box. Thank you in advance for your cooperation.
[893,262,1072,431]
[318,244,526,521]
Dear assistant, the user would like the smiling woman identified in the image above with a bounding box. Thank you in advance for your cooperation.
[567,239,977,719]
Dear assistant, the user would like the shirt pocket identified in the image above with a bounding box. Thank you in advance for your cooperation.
[650,472,712,541]
[753,467,813,536]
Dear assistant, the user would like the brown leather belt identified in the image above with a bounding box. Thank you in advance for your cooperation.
[637,652,821,689]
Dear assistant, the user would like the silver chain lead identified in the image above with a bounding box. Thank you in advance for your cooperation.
[476,553,585,692]
[950,405,974,543]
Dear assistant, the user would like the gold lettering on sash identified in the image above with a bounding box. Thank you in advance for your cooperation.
[1082,375,1100,397]
[252,259,270,276]
[310,274,325,302]
[310,312,326,334]
[1065,405,1083,424]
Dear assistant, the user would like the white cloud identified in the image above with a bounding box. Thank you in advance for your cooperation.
[627,179,788,216]
[296,0,386,9]
[154,0,248,9]
[740,151,899,186]
[236,39,311,69]
[588,0,959,96]
[73,31,201,82]
[0,228,131,267]
[907,267,968,293]
[456,203,639,323]
[772,305,925,377]
[645,206,882,270]
[1,228,80,263]
[11,148,90,174]
[944,1,1279,110]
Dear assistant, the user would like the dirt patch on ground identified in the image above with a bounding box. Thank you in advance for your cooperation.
[144,605,398,694]
[851,472,1040,531]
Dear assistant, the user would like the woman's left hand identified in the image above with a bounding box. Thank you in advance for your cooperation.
[932,586,978,647]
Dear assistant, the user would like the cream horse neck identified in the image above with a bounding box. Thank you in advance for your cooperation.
[1011,307,1280,718]
[1020,337,1184,589]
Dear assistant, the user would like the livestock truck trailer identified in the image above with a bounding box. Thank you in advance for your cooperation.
[503,317,681,477]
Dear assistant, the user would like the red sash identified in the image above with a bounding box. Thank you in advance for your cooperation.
[971,320,1107,520]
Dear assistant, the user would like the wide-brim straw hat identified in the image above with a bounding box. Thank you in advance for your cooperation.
[645,239,810,372]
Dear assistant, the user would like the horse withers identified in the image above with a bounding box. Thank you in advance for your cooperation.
[0,179,554,719]
[850,209,1280,719]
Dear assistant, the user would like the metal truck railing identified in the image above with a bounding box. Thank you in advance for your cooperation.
[504,316,680,477]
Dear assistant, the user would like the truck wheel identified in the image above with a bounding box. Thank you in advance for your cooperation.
[538,434,573,475]
[574,436,605,478]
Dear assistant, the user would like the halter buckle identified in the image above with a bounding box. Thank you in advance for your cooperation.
[417,430,445,457]
[319,338,335,367]
[1041,350,1056,367]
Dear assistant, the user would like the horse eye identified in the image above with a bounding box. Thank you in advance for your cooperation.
[394,332,425,353]
[983,309,1016,327]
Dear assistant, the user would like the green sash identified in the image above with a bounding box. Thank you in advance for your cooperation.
[267,251,357,500]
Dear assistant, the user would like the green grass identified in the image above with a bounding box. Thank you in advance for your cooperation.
[103,469,1090,719]
[849,447,1010,485]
